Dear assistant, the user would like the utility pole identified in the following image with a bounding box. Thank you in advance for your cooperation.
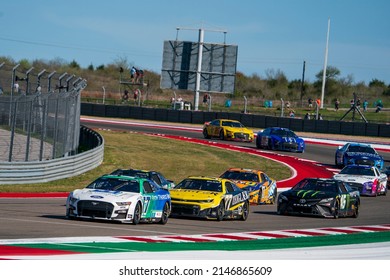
[320,18,330,109]
[300,60,306,101]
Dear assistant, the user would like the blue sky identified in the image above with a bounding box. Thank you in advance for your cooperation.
[1,0,389,84]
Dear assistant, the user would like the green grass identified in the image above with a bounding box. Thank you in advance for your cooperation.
[0,130,291,192]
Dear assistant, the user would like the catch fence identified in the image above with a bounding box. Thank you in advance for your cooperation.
[0,63,87,162]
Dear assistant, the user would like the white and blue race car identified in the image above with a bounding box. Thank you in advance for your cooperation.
[335,142,384,170]
[333,165,387,196]
[66,174,171,224]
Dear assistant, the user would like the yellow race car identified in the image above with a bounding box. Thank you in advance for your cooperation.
[203,119,254,142]
[219,168,277,205]
[169,176,250,221]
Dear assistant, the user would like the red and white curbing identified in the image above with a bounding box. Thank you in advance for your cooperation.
[1,224,389,245]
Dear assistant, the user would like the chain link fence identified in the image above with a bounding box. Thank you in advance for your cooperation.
[0,63,87,162]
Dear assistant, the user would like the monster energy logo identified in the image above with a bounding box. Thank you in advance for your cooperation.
[297,190,322,198]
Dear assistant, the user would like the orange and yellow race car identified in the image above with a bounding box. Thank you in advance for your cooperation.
[202,119,254,142]
[219,168,277,205]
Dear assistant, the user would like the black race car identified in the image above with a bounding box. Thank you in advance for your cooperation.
[277,178,360,218]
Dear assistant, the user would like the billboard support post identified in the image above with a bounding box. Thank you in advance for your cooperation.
[195,29,204,111]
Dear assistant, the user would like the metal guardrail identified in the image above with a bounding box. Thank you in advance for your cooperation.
[0,126,104,185]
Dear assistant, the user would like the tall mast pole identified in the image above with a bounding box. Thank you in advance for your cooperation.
[320,18,330,109]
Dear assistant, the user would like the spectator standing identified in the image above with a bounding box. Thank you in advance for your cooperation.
[334,99,340,111]
[363,100,368,112]
[122,90,129,103]
[133,89,140,103]
[304,113,310,120]
[14,82,20,93]
[308,98,313,108]
[356,98,361,109]
[203,93,209,106]
[130,66,137,83]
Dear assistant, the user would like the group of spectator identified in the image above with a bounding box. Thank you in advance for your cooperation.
[335,97,383,113]
[122,88,141,104]
[130,66,144,83]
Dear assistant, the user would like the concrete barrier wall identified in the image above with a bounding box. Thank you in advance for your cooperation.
[81,103,389,138]
[0,125,104,185]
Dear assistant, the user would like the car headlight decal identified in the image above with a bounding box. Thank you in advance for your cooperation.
[116,201,132,206]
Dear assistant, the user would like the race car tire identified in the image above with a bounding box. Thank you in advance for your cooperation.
[132,202,142,225]
[267,139,274,150]
[352,202,359,218]
[203,128,211,139]
[334,156,339,167]
[65,208,73,219]
[159,202,170,225]
[219,130,224,140]
[256,189,262,205]
[333,200,340,219]
[255,138,261,149]
[271,189,277,204]
[277,203,286,215]
[240,201,249,221]
[216,201,225,221]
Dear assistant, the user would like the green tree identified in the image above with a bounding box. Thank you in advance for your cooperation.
[69,59,80,69]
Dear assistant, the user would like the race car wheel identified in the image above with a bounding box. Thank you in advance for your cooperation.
[65,208,73,219]
[277,203,286,215]
[257,189,263,205]
[271,189,277,204]
[333,200,340,219]
[256,138,261,149]
[203,128,211,139]
[132,202,142,225]
[352,203,359,218]
[240,201,249,221]
[216,201,225,221]
[267,139,274,150]
[219,130,224,140]
[334,156,339,167]
[159,202,170,225]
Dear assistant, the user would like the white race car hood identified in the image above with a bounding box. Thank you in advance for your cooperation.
[333,174,374,183]
[72,189,139,202]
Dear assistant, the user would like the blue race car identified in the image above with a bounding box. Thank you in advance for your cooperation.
[256,127,305,153]
[335,143,384,170]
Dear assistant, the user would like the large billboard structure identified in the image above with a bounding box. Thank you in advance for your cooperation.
[161,28,238,110]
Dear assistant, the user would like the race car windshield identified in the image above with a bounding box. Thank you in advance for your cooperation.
[274,129,296,137]
[292,180,338,193]
[221,121,243,128]
[340,166,375,176]
[111,169,149,179]
[87,178,140,193]
[348,145,376,154]
[220,171,259,182]
[175,179,222,192]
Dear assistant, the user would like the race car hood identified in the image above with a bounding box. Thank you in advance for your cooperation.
[71,189,139,202]
[282,189,335,199]
[345,152,381,161]
[169,189,221,201]
[232,181,260,192]
[333,174,373,184]
[275,136,302,143]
